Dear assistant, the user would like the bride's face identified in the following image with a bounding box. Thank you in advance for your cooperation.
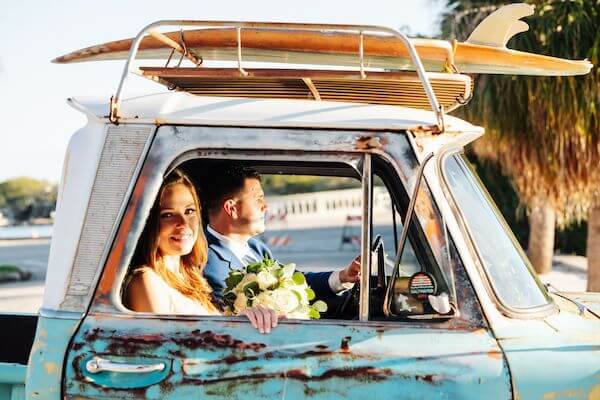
[157,183,199,257]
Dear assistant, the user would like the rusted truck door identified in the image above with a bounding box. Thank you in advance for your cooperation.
[63,312,513,399]
[61,126,511,399]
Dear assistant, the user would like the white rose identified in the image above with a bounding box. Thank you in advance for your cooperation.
[286,284,309,305]
[270,288,300,314]
[256,270,278,290]
[253,291,278,310]
[281,263,296,279]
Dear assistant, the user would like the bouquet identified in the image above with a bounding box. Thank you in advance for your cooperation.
[222,256,328,319]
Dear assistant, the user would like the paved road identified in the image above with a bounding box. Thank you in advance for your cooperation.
[0,239,51,281]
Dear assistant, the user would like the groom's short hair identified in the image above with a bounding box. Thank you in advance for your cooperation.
[199,163,261,220]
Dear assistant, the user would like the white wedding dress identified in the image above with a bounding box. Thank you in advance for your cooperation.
[128,267,220,316]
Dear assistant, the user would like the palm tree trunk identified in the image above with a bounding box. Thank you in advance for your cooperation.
[587,202,600,292]
[527,198,555,275]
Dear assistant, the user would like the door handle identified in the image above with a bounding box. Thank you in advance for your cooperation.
[86,356,166,374]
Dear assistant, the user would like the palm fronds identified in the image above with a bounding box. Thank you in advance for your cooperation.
[442,0,600,226]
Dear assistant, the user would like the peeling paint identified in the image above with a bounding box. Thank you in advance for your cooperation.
[43,362,58,375]
[542,389,585,399]
[356,136,382,150]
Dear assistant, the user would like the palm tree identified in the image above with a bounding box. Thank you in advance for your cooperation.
[441,0,599,288]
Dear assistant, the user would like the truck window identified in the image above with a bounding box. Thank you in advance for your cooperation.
[120,155,457,323]
[368,160,455,320]
[121,159,368,320]
[443,153,551,310]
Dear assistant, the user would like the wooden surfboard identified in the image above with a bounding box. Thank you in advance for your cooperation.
[53,27,592,76]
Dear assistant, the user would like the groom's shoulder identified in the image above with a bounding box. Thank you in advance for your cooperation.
[249,236,270,253]
[204,229,229,262]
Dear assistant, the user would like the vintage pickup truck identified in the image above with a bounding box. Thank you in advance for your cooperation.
[1,5,599,400]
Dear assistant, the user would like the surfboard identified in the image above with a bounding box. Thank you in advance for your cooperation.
[54,4,593,123]
[53,3,592,77]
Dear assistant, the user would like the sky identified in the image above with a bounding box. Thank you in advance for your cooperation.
[0,0,446,183]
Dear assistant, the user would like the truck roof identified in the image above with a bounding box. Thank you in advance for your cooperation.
[70,92,483,133]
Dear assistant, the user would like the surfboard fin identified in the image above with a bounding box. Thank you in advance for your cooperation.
[466,3,535,48]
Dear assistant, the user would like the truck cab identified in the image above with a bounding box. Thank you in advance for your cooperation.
[2,8,599,400]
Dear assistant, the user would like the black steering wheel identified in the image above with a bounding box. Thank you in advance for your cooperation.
[334,235,385,318]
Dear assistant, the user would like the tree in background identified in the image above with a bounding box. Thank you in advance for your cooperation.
[0,178,57,222]
[441,0,599,289]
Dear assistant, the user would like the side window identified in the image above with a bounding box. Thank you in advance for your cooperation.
[261,174,362,272]
[119,154,455,322]
[372,175,421,277]
[121,158,366,321]
[369,159,455,320]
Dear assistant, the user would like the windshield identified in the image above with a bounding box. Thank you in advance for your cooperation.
[443,154,551,310]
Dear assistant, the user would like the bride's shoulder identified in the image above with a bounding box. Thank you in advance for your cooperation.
[128,266,166,290]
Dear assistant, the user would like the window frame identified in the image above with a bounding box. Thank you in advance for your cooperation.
[438,148,557,319]
[89,125,485,330]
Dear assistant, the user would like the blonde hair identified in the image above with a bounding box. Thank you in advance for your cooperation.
[132,169,218,313]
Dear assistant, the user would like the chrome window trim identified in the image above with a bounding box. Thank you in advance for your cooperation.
[437,147,557,319]
[359,153,372,321]
[39,308,83,320]
[88,310,460,329]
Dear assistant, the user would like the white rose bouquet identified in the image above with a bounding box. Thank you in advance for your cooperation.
[222,257,328,319]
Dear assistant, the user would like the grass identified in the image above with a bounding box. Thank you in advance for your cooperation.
[0,264,32,282]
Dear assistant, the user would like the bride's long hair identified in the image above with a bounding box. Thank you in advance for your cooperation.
[132,169,218,313]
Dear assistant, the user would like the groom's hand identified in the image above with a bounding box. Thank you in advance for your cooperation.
[339,255,361,284]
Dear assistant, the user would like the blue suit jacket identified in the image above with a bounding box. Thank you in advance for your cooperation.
[204,229,334,300]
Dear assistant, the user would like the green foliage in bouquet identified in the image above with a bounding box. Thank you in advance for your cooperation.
[223,256,328,319]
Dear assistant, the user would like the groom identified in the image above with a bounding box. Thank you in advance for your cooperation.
[199,164,360,300]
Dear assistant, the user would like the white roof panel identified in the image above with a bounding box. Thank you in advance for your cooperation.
[70,92,482,133]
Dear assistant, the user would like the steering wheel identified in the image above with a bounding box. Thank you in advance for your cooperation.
[334,235,385,318]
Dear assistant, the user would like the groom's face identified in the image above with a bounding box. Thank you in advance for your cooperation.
[232,178,267,236]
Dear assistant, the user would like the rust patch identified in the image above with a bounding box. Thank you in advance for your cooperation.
[487,350,503,360]
[340,336,352,353]
[169,349,186,358]
[172,330,266,351]
[204,346,346,366]
[43,362,59,375]
[415,374,441,384]
[411,125,443,135]
[71,341,85,351]
[356,136,382,150]
[182,365,393,385]
[80,328,266,355]
[159,379,175,395]
[542,388,585,399]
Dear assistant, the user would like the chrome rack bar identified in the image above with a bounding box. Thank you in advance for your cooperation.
[359,153,373,321]
[383,152,434,318]
[109,20,445,129]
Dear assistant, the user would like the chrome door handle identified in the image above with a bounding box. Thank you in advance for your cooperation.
[86,356,166,374]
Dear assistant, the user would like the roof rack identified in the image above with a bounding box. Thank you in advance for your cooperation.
[109,20,450,131]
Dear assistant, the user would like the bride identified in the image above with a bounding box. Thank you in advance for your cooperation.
[124,169,278,333]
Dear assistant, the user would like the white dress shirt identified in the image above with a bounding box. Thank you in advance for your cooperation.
[207,225,353,293]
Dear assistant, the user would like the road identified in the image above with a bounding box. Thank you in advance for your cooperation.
[0,239,51,281]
